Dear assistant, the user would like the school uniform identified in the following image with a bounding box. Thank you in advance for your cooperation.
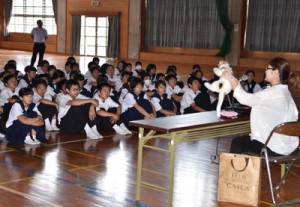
[243,80,261,93]
[84,76,97,94]
[18,76,35,89]
[166,84,183,114]
[121,90,154,126]
[180,88,200,114]
[0,87,20,120]
[84,70,92,80]
[0,80,5,92]
[143,84,155,92]
[33,90,57,121]
[93,93,121,129]
[5,101,46,144]
[58,94,98,133]
[151,92,174,117]
[118,84,130,104]
[80,87,93,98]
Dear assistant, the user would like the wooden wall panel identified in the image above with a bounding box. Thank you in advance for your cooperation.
[66,0,129,58]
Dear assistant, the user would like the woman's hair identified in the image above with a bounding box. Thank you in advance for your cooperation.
[19,87,34,97]
[269,57,300,89]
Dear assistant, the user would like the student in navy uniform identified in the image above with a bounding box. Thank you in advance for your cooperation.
[84,66,100,95]
[18,65,37,89]
[121,77,155,127]
[118,72,132,104]
[146,64,157,82]
[165,74,183,114]
[0,71,10,92]
[151,80,176,117]
[180,76,207,114]
[5,87,47,145]
[74,73,92,98]
[94,83,131,135]
[166,65,184,88]
[0,106,5,138]
[33,79,59,131]
[58,79,102,139]
[0,74,20,120]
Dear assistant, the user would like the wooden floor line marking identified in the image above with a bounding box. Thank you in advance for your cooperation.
[68,163,105,171]
[0,185,63,207]
[63,148,105,160]
[0,177,33,185]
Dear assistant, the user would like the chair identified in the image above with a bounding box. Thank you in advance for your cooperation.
[260,121,300,205]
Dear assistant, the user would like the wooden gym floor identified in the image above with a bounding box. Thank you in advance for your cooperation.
[0,49,299,207]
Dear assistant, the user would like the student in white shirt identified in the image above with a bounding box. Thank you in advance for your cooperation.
[106,64,120,89]
[94,83,131,135]
[36,60,49,75]
[180,76,207,114]
[33,79,59,131]
[142,73,155,98]
[151,80,176,117]
[166,74,183,114]
[121,77,155,127]
[0,71,10,92]
[84,66,100,95]
[58,79,102,139]
[18,66,37,89]
[5,88,46,145]
[224,57,299,156]
[0,74,20,120]
[241,69,261,93]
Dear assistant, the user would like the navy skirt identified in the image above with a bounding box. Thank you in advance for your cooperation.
[5,120,47,144]
[121,99,153,127]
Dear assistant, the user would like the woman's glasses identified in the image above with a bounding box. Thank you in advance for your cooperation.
[265,67,274,71]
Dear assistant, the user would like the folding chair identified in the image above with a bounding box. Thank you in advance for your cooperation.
[260,121,300,205]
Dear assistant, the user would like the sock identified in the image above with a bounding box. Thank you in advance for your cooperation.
[45,118,52,130]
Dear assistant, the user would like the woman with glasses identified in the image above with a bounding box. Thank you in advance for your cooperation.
[223,57,300,156]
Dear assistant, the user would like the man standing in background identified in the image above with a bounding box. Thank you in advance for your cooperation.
[30,20,48,67]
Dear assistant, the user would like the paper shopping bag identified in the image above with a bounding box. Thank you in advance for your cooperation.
[217,153,262,206]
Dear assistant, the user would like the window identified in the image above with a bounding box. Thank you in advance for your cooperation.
[8,0,57,35]
[80,16,109,57]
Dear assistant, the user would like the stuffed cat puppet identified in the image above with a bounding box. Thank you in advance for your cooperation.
[204,61,233,117]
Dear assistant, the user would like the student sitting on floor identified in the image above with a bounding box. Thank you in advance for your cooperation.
[165,74,183,114]
[57,79,102,139]
[106,64,120,89]
[0,74,21,121]
[118,72,132,104]
[0,71,10,92]
[0,106,5,138]
[121,77,155,127]
[151,80,176,117]
[5,87,47,145]
[180,76,207,114]
[33,79,59,131]
[142,73,155,98]
[18,65,37,89]
[74,73,92,98]
[37,60,49,75]
[84,65,100,95]
[94,83,131,135]
[55,79,68,104]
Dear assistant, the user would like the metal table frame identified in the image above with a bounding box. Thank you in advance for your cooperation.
[130,111,250,207]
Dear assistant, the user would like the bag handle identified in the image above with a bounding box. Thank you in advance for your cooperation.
[230,156,249,172]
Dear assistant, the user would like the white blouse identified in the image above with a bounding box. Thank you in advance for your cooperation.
[234,84,299,155]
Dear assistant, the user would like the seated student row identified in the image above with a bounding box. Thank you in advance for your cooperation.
[0,58,228,145]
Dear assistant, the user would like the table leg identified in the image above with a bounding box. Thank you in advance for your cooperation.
[136,127,144,201]
[168,132,177,207]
